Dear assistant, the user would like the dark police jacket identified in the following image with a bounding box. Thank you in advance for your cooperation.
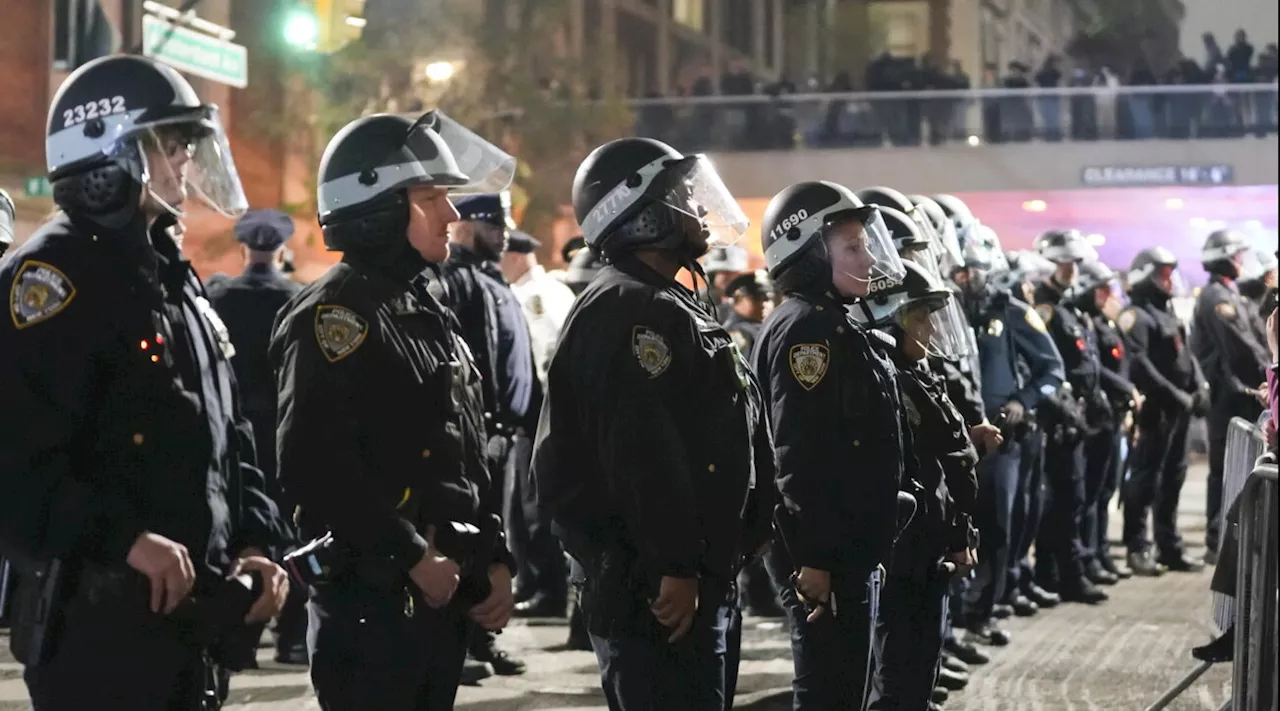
[1191,276,1270,403]
[0,214,283,582]
[935,356,986,428]
[207,263,301,493]
[531,257,774,584]
[432,245,504,425]
[754,290,911,574]
[1080,301,1138,419]
[1119,283,1205,413]
[1034,279,1132,427]
[270,257,506,575]
[968,289,1065,422]
[722,310,763,360]
[894,354,980,558]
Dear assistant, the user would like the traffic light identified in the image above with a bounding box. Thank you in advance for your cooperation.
[282,0,364,53]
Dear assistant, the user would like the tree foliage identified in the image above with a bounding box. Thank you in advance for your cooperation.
[289,0,634,239]
[1065,0,1175,74]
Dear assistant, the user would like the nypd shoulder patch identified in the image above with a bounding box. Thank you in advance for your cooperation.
[632,325,672,378]
[629,324,670,376]
[789,342,830,391]
[1025,306,1049,333]
[1117,308,1138,333]
[9,260,76,329]
[314,305,369,363]
[1214,301,1237,320]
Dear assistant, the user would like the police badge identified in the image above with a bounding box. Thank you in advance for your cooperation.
[632,325,672,378]
[788,343,829,391]
[9,260,76,329]
[315,305,369,362]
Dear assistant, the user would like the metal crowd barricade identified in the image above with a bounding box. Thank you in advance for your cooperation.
[1146,415,1271,711]
[1232,451,1278,711]
[1213,416,1268,631]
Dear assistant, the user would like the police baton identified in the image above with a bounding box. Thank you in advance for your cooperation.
[772,505,836,618]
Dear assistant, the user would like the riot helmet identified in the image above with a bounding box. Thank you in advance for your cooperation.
[1128,246,1183,296]
[850,259,970,359]
[45,54,248,229]
[316,110,515,255]
[1035,229,1097,263]
[857,186,942,256]
[572,137,747,258]
[909,194,964,276]
[932,193,981,248]
[877,205,944,281]
[1070,259,1125,316]
[0,189,14,255]
[990,250,1054,302]
[1201,229,1258,280]
[761,180,905,300]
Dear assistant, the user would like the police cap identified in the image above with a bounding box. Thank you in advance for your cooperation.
[725,270,772,301]
[453,191,516,230]
[561,235,586,264]
[234,208,295,251]
[507,230,541,254]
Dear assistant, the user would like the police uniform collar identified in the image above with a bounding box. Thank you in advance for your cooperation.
[244,262,280,276]
[1038,278,1065,303]
[342,248,429,291]
[1211,274,1238,292]
[448,242,486,267]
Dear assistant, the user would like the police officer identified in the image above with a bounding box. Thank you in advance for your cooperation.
[203,209,309,664]
[502,230,576,384]
[428,192,536,675]
[854,258,1000,711]
[0,55,290,709]
[703,243,750,320]
[1029,230,1112,603]
[1191,230,1271,561]
[1071,260,1139,582]
[271,110,518,709]
[722,270,773,359]
[1237,249,1277,315]
[1118,248,1209,575]
[532,137,771,710]
[950,218,1064,646]
[754,180,910,709]
[0,188,14,259]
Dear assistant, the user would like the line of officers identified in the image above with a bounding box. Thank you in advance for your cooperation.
[0,53,1274,711]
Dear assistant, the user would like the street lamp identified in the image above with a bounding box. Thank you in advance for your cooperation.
[283,9,319,50]
[425,61,455,83]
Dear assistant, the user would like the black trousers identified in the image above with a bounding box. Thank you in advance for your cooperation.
[868,574,949,711]
[25,576,218,710]
[964,443,1021,621]
[307,581,469,711]
[1037,437,1088,584]
[1007,428,1045,598]
[1080,423,1121,563]
[1123,407,1190,556]
[1206,393,1263,551]
[504,431,568,603]
[773,562,882,711]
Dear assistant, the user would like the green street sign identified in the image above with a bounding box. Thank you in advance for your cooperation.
[143,14,248,89]
[24,176,52,198]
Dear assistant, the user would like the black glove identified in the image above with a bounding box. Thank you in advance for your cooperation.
[1190,389,1210,417]
[1172,389,1195,413]
[999,400,1026,427]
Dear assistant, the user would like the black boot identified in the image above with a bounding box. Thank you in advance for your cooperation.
[1023,581,1061,608]
[1084,559,1119,586]
[1157,552,1205,573]
[1127,550,1165,577]
[1058,576,1109,604]
[469,630,527,676]
[965,618,1011,646]
[1007,593,1039,617]
[1191,626,1235,663]
[1097,553,1132,580]
[944,636,991,665]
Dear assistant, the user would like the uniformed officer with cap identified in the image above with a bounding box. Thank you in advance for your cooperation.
[1191,230,1271,561]
[438,191,536,676]
[703,243,750,320]
[271,109,519,709]
[0,188,14,259]
[207,208,307,663]
[721,270,773,359]
[565,245,606,295]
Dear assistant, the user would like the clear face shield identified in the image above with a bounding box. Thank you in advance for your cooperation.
[422,111,517,195]
[1233,247,1266,281]
[659,155,750,248]
[898,294,971,360]
[829,208,908,298]
[110,107,249,219]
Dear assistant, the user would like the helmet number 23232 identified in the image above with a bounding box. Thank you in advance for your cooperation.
[63,96,127,128]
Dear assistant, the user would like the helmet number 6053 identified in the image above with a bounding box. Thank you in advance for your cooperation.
[770,208,809,239]
[63,96,127,128]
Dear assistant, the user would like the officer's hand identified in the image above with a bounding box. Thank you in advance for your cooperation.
[1191,390,1211,417]
[1123,410,1135,434]
[232,552,290,624]
[1173,389,1195,413]
[468,564,515,631]
[650,576,699,643]
[795,567,831,622]
[1000,400,1025,427]
[127,532,197,615]
[1253,382,1268,407]
[1131,388,1145,412]
[969,423,1004,453]
[410,526,461,609]
[947,548,977,574]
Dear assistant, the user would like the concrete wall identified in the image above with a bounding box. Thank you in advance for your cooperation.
[707,135,1280,198]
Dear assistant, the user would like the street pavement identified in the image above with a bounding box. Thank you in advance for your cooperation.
[0,461,1235,709]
